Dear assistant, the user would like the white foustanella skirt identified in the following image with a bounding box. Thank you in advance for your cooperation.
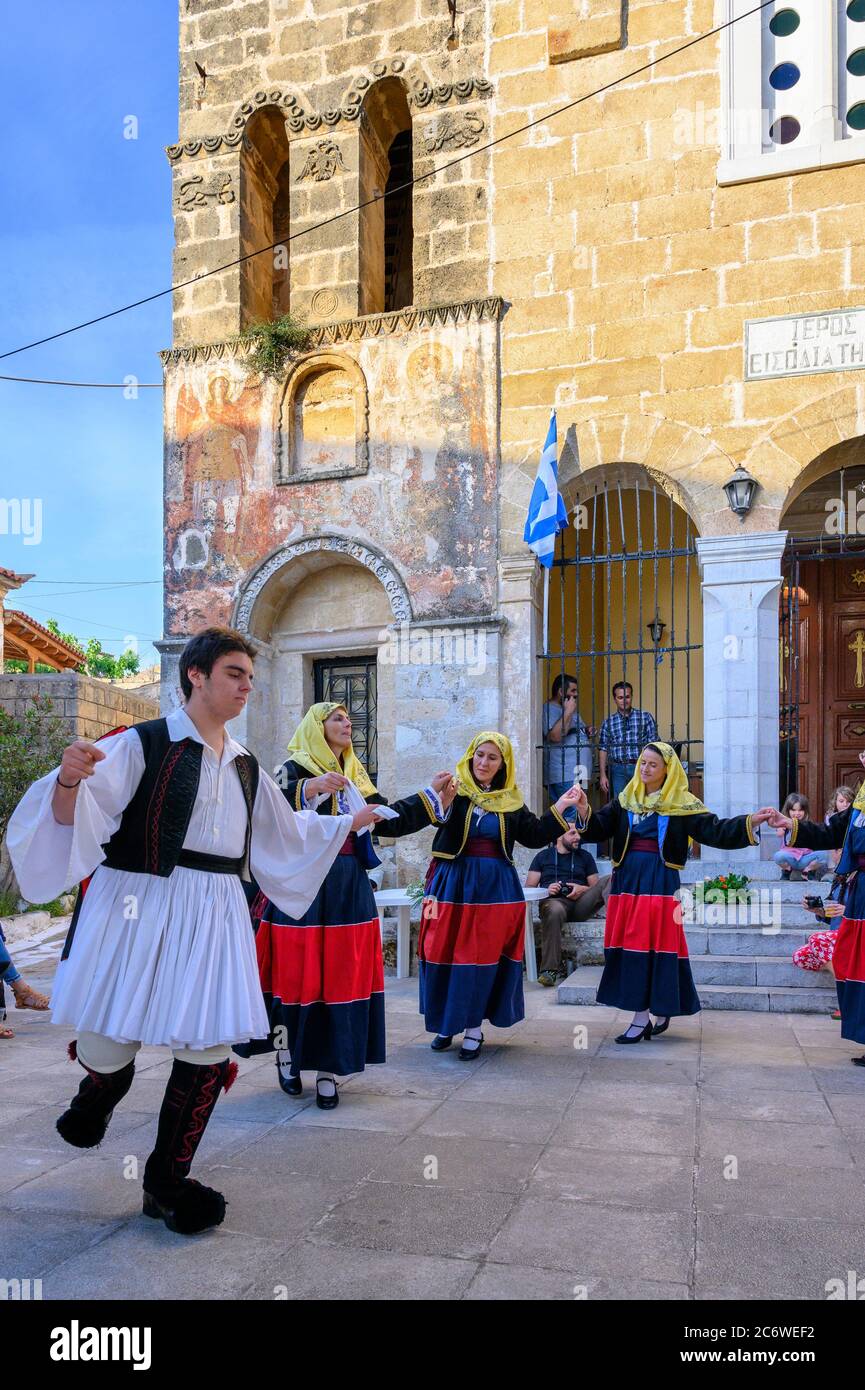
[50,864,269,1050]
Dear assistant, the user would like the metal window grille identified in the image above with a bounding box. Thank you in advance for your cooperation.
[313,656,378,780]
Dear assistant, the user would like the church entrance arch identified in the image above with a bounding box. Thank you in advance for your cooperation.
[780,452,865,808]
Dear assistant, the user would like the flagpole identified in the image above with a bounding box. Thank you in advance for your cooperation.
[543,565,550,656]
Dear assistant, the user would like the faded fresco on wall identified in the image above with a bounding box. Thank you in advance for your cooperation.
[162,312,500,642]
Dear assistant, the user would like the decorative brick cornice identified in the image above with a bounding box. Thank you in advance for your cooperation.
[159,296,505,367]
[166,64,495,163]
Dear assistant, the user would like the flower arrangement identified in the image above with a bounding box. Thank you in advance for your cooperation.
[700,872,752,901]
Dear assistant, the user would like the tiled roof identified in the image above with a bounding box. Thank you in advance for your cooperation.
[3,609,84,670]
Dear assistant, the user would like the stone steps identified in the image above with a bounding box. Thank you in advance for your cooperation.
[556,966,836,1014]
[689,954,833,989]
[594,859,834,890]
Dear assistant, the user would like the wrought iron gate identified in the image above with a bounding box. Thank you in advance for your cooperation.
[540,476,702,789]
[313,656,378,779]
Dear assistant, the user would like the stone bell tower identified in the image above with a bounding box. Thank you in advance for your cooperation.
[159,0,509,825]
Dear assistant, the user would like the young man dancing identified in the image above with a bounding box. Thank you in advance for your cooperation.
[6,627,383,1234]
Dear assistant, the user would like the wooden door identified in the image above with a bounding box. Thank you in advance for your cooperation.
[825,557,865,796]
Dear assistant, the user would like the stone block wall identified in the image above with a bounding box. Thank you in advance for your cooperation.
[169,0,491,344]
[0,674,159,741]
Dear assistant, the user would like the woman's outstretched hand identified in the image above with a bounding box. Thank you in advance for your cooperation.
[307,772,349,796]
[556,785,587,817]
[430,770,454,792]
[436,776,458,810]
[351,806,386,831]
[750,806,776,827]
[766,808,793,831]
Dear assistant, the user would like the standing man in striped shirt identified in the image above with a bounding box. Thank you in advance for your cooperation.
[598,681,659,803]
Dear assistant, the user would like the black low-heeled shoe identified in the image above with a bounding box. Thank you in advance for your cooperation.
[276,1059,303,1096]
[430,1035,453,1051]
[614,1021,653,1044]
[458,1034,484,1060]
[852,1055,865,1068]
[315,1078,339,1109]
[651,1016,671,1036]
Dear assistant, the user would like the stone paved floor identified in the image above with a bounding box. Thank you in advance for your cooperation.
[1,960,864,1301]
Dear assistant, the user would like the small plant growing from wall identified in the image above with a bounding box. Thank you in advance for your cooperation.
[241,312,310,378]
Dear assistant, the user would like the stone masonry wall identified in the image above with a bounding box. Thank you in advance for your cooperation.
[0,673,159,741]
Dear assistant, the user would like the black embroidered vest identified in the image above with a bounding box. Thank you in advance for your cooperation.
[101,718,259,878]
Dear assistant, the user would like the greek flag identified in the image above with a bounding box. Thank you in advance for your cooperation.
[523,409,568,567]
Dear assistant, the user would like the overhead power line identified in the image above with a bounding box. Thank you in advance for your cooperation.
[0,374,162,387]
[0,0,776,382]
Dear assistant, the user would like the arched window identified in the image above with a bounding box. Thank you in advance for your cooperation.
[359,78,413,315]
[278,354,369,483]
[241,108,291,325]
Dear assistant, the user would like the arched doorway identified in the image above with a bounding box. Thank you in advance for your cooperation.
[234,538,410,786]
[543,464,703,804]
[780,451,865,807]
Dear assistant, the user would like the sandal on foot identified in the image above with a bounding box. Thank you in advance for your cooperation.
[12,983,50,1011]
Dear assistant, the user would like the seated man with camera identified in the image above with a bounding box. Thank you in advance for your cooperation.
[526,825,611,986]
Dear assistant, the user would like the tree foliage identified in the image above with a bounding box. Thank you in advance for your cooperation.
[0,695,70,845]
[240,312,310,378]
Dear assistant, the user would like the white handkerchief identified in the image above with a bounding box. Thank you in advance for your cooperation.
[343,780,399,834]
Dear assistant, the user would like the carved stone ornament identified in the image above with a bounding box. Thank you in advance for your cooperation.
[165,69,495,161]
[177,172,235,210]
[159,297,505,367]
[234,535,413,628]
[297,140,348,182]
[422,111,486,153]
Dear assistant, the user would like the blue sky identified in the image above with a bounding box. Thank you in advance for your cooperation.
[0,3,179,667]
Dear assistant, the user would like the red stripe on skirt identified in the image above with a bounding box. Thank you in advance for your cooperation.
[605,892,689,958]
[831,918,865,984]
[419,899,525,966]
[256,917,384,1006]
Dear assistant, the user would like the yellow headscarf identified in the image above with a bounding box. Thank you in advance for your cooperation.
[454,731,525,813]
[618,741,708,817]
[854,780,865,814]
[286,702,377,797]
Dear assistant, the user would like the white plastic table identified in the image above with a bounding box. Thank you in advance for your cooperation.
[373,888,414,980]
[374,885,550,983]
[522,885,550,983]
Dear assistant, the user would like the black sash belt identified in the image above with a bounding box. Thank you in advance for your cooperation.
[176,849,244,875]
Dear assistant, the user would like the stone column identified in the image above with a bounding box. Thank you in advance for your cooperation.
[696,530,787,854]
[498,554,543,808]
[154,637,187,715]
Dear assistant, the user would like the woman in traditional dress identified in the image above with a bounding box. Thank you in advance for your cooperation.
[572,742,773,1042]
[771,749,865,1066]
[238,702,454,1108]
[419,732,579,1058]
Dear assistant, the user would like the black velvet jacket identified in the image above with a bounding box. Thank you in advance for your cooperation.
[787,806,852,853]
[579,798,759,870]
[428,795,569,864]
